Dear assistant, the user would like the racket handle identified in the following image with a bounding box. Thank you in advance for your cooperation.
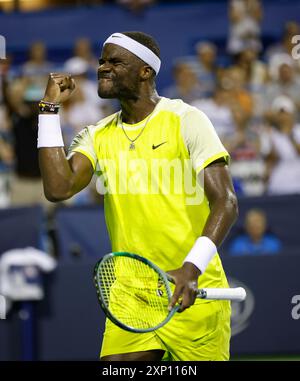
[197,287,246,302]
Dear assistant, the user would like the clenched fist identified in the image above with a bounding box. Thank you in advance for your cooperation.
[42,73,76,104]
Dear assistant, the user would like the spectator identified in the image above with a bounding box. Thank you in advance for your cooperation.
[219,66,253,130]
[192,85,236,145]
[0,58,14,208]
[227,0,263,56]
[63,57,110,109]
[162,61,204,104]
[216,67,265,195]
[261,95,300,195]
[265,21,300,64]
[227,120,265,197]
[189,41,218,97]
[22,41,53,89]
[228,209,282,256]
[66,38,98,80]
[233,47,267,118]
[116,0,155,14]
[4,79,51,208]
[265,54,300,115]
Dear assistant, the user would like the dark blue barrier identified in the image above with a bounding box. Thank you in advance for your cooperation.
[55,206,111,261]
[36,262,102,361]
[223,255,300,355]
[0,206,44,254]
[31,254,300,360]
[3,255,300,360]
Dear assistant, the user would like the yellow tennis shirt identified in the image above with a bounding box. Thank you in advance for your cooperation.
[68,97,230,290]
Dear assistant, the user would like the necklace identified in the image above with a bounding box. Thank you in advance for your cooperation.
[119,100,160,150]
[120,112,152,150]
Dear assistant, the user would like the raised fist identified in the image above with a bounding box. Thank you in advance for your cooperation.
[42,73,76,104]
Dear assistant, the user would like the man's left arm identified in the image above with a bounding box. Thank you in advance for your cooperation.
[201,159,238,246]
[168,159,238,312]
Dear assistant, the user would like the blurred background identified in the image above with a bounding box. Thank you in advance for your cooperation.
[0,0,300,361]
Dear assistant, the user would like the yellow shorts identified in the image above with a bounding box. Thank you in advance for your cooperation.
[100,299,231,361]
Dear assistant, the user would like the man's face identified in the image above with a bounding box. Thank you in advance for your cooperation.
[245,211,266,241]
[97,44,143,99]
[279,64,293,82]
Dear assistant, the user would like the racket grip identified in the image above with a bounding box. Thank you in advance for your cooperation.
[198,287,246,302]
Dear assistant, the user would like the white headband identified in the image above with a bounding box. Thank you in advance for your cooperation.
[103,33,161,74]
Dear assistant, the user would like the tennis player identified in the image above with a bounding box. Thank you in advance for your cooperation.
[38,31,238,361]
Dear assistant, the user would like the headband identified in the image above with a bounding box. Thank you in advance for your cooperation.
[103,33,161,74]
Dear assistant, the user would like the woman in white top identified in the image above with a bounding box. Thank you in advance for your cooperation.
[263,96,300,195]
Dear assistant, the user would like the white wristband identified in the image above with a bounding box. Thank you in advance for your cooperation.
[37,114,64,148]
[183,236,217,274]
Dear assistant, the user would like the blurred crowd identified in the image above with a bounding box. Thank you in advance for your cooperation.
[0,0,157,14]
[163,0,300,199]
[1,0,300,210]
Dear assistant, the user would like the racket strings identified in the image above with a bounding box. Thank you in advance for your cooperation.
[97,256,170,330]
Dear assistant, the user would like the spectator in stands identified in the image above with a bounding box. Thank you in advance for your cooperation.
[227,0,263,56]
[217,66,266,195]
[228,208,282,256]
[162,61,204,104]
[0,58,14,207]
[116,0,155,14]
[233,46,267,118]
[226,119,265,197]
[22,41,53,89]
[265,21,300,65]
[60,84,101,147]
[0,58,12,137]
[262,95,300,195]
[4,78,51,207]
[219,66,253,130]
[192,85,236,146]
[64,57,108,109]
[265,54,300,115]
[189,41,218,97]
[193,74,264,196]
[65,38,98,80]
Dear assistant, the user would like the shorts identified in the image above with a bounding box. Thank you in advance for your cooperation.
[100,299,231,361]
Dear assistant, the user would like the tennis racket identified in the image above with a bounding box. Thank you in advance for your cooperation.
[93,252,246,333]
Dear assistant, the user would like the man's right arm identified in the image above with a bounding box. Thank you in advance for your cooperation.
[39,149,94,202]
[38,73,94,202]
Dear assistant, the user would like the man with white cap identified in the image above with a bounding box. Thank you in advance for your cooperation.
[265,53,300,112]
[37,31,238,361]
[263,95,300,195]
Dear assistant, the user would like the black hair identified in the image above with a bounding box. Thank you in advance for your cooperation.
[121,31,160,59]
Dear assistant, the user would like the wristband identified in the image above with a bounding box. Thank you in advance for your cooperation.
[37,114,64,148]
[183,236,217,274]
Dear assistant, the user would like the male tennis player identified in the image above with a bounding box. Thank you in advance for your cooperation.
[38,31,238,361]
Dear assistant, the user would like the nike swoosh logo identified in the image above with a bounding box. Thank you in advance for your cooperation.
[152,141,167,150]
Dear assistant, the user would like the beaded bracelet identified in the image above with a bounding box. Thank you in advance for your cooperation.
[38,100,60,114]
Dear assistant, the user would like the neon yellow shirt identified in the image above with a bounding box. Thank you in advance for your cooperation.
[69,97,230,289]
